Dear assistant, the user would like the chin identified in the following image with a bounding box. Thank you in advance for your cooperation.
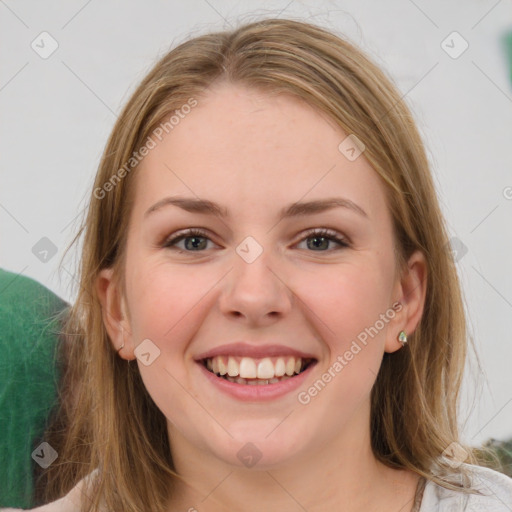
[209,424,311,470]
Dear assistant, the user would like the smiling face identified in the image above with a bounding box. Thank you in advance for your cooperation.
[98,80,426,472]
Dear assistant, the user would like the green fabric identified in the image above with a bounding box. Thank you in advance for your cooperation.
[0,268,68,508]
[504,30,512,85]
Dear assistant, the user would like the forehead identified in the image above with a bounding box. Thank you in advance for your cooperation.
[132,82,388,224]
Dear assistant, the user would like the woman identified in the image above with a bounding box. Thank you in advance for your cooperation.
[6,17,512,512]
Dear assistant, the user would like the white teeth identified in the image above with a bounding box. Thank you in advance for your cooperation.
[205,355,310,380]
[257,358,275,379]
[227,356,238,377]
[218,357,227,375]
[285,357,296,376]
[274,358,286,377]
[239,357,257,378]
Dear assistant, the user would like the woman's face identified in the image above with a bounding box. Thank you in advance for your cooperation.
[100,81,425,471]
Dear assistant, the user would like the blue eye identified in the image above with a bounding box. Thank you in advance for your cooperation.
[297,228,349,251]
[162,228,213,251]
[162,228,349,253]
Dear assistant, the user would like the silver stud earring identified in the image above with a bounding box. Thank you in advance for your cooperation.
[397,330,408,346]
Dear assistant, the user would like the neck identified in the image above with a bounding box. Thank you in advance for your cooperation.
[165,399,420,512]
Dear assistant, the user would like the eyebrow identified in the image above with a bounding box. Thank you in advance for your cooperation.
[144,196,368,220]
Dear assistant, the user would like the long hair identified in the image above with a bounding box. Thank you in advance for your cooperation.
[35,17,498,511]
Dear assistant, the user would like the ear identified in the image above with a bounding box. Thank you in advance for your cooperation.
[96,267,136,360]
[385,250,428,354]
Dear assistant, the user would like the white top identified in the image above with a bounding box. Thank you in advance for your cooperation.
[416,462,512,511]
[2,463,512,511]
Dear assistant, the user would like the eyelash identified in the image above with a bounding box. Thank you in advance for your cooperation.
[162,228,349,253]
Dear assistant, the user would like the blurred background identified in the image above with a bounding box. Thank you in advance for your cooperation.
[1,0,511,463]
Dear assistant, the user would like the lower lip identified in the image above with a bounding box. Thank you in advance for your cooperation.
[196,360,317,402]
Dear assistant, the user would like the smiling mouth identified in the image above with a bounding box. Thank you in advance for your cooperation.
[201,355,317,385]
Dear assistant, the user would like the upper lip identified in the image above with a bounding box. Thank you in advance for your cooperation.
[194,342,318,361]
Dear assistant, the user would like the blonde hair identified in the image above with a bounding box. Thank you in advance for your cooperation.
[36,17,499,511]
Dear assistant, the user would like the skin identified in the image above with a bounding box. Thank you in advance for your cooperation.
[97,81,427,512]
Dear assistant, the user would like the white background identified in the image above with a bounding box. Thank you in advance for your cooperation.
[1,0,511,447]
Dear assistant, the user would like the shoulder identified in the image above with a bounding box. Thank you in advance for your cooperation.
[0,267,68,314]
[419,462,512,511]
[0,469,100,512]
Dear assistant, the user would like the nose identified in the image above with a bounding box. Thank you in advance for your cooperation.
[217,238,293,325]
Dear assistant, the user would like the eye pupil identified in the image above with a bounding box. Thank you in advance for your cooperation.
[165,228,347,253]
[308,236,329,250]
[185,236,207,250]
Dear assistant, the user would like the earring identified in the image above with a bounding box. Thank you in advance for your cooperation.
[397,330,408,346]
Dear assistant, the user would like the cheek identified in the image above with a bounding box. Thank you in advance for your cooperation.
[126,258,217,350]
[125,261,213,410]
[293,261,393,416]
[296,260,393,346]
